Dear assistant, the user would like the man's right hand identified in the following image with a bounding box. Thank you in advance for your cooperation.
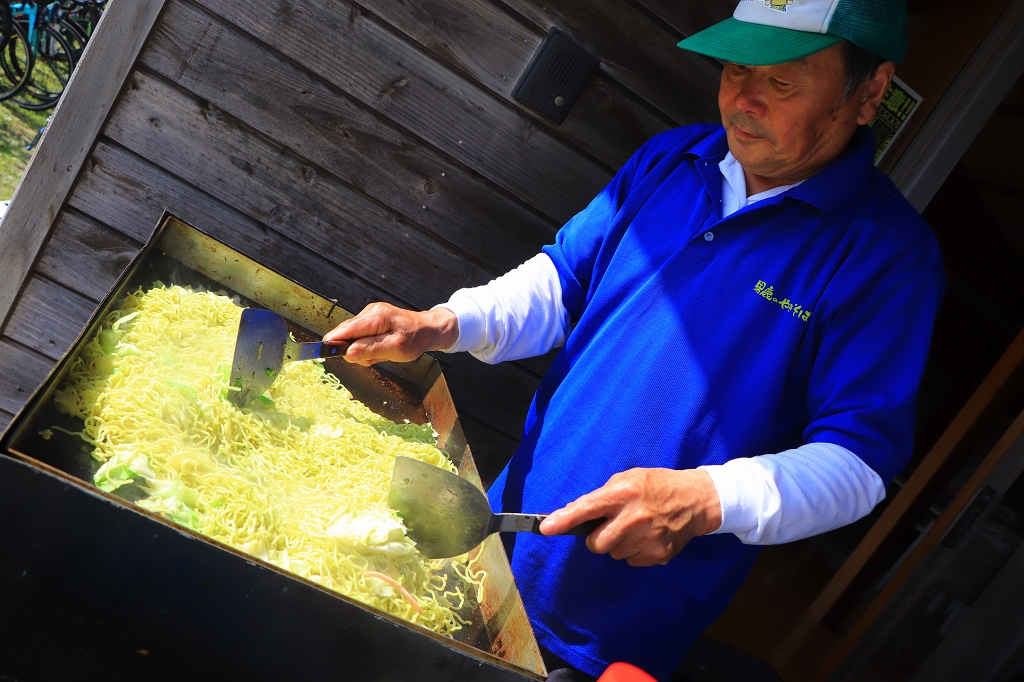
[322,302,459,366]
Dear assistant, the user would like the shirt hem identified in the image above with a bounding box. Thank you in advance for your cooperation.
[531,619,609,679]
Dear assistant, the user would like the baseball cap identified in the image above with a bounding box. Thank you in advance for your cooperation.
[677,0,908,66]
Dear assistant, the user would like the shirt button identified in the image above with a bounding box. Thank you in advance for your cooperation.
[704,231,714,242]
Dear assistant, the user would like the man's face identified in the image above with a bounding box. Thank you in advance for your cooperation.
[718,43,865,182]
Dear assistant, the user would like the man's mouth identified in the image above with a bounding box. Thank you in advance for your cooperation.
[728,115,772,143]
[732,126,760,140]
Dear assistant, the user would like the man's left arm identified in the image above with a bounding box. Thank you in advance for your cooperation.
[538,443,882,564]
[542,267,945,564]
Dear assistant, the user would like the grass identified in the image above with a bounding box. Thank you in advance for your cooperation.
[0,100,49,201]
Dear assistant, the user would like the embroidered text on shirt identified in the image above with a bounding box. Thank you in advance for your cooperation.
[755,280,813,321]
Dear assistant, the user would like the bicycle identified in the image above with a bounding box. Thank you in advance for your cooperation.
[0,5,33,104]
[2,1,75,110]
[0,0,101,109]
[1,2,11,53]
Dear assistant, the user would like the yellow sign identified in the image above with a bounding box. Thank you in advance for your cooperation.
[869,75,923,165]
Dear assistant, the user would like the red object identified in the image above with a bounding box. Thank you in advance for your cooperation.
[597,662,658,682]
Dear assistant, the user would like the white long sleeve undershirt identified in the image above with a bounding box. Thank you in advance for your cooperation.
[432,152,886,545]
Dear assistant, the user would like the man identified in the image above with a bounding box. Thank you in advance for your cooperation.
[324,1,943,679]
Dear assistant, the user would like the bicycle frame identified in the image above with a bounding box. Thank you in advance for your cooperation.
[9,2,38,49]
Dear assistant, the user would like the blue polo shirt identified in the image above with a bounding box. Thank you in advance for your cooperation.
[486,124,944,679]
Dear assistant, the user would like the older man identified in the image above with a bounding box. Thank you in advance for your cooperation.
[324,1,943,679]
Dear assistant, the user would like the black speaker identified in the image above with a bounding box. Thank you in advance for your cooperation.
[512,28,599,124]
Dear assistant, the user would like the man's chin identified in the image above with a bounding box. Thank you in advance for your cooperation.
[727,139,772,168]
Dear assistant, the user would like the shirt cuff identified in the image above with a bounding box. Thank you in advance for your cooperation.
[431,299,483,354]
[699,460,765,536]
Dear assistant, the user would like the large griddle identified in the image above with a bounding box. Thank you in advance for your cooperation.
[0,213,546,681]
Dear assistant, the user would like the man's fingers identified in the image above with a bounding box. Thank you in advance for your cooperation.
[539,493,619,535]
[586,520,628,555]
[625,553,665,568]
[324,314,388,345]
[344,333,402,365]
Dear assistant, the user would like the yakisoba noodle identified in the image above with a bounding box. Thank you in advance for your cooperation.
[49,283,484,636]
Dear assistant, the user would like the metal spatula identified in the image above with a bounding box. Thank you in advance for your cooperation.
[228,308,348,407]
[388,456,603,559]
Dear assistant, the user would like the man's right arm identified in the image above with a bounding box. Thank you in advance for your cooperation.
[435,253,569,364]
[322,253,569,366]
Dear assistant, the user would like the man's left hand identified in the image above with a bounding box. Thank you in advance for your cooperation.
[538,468,723,567]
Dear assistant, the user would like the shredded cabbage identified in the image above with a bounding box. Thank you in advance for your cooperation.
[52,283,484,635]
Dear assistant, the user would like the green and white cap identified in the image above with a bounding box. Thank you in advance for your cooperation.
[678,0,908,66]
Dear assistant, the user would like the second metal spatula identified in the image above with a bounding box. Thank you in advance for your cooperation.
[229,308,348,407]
[388,456,603,559]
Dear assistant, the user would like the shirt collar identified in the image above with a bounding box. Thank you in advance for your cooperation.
[684,125,877,220]
[787,126,876,219]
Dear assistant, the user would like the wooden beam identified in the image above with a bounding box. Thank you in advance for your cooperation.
[494,0,722,126]
[142,0,557,276]
[34,210,141,303]
[66,140,413,311]
[0,0,169,332]
[879,0,1011,173]
[633,0,736,38]
[0,339,55,416]
[888,0,1024,212]
[192,0,612,225]
[808,325,1024,627]
[814,402,1024,681]
[5,276,96,361]
[104,69,495,311]
[352,0,671,169]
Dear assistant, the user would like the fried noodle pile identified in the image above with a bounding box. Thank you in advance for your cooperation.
[49,284,483,635]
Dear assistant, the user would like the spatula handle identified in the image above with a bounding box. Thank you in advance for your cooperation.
[490,513,604,536]
[293,341,350,360]
[319,340,350,358]
[557,517,605,536]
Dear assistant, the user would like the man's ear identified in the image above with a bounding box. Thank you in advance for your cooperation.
[857,61,897,125]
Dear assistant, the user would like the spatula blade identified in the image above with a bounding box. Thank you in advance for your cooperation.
[229,308,288,407]
[388,456,492,559]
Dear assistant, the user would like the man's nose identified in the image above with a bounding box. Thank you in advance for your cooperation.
[732,77,768,118]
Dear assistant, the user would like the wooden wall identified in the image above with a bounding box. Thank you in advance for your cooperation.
[0,0,731,483]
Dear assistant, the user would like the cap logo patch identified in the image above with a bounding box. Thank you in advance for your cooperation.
[765,0,795,11]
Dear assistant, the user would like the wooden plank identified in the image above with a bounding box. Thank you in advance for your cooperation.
[0,339,55,416]
[35,210,141,303]
[352,0,671,169]
[492,0,723,126]
[0,410,12,433]
[814,404,1024,681]
[5,277,96,361]
[141,0,557,276]
[808,326,1024,627]
[68,141,391,315]
[67,147,539,437]
[879,0,1012,172]
[633,0,736,39]
[459,411,520,489]
[105,70,495,311]
[440,351,536,441]
[0,0,169,331]
[190,0,611,225]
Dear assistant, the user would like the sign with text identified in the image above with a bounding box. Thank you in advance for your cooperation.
[869,75,923,165]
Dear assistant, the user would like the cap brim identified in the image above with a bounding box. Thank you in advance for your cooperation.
[678,17,842,66]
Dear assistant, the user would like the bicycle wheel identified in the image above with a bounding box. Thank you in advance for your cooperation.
[57,17,85,62]
[14,22,73,110]
[0,18,32,102]
[0,2,11,53]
